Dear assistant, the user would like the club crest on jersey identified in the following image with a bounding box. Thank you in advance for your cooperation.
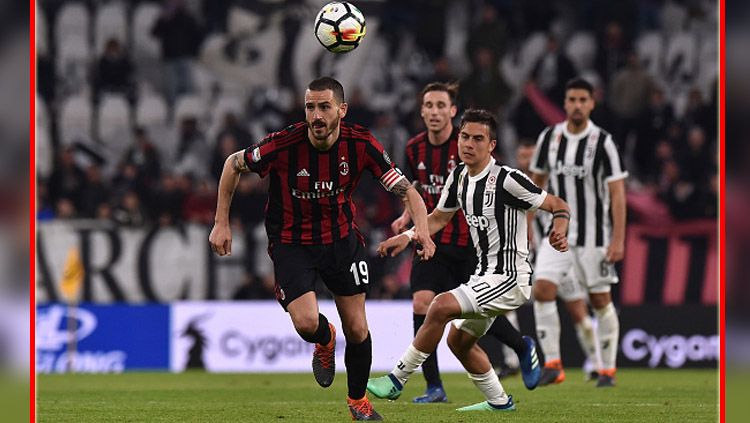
[484,191,495,207]
[251,147,261,163]
[447,157,457,173]
[339,160,349,176]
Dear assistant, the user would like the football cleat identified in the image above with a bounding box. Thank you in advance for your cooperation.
[366,374,403,400]
[456,395,516,412]
[347,396,383,420]
[596,369,616,387]
[412,385,448,403]
[520,336,541,390]
[312,323,336,387]
[538,359,566,386]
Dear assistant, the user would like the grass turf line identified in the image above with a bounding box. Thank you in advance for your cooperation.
[38,369,717,422]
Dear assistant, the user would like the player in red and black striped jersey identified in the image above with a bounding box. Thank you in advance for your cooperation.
[209,77,435,420]
[389,83,537,403]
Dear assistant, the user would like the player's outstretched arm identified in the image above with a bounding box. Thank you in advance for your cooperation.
[606,178,626,263]
[538,193,570,252]
[209,150,249,256]
[390,181,421,234]
[391,179,436,260]
[377,208,455,258]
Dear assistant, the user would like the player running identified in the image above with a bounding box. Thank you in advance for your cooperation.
[209,77,435,420]
[392,83,542,402]
[367,109,570,412]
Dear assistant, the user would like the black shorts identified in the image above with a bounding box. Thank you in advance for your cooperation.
[410,244,476,294]
[269,232,370,310]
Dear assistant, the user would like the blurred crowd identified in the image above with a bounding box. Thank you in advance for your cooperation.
[37,0,718,300]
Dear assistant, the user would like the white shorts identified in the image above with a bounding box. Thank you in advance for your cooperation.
[449,273,531,338]
[569,246,619,294]
[557,272,587,302]
[535,239,618,296]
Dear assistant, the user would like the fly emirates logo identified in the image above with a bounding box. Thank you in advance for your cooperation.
[292,181,347,199]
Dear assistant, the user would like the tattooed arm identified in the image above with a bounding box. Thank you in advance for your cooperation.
[391,179,435,260]
[209,150,250,256]
[390,181,422,234]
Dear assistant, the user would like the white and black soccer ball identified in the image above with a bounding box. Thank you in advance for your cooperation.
[314,2,366,53]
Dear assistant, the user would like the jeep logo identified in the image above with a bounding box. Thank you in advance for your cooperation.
[465,214,490,230]
[554,161,588,178]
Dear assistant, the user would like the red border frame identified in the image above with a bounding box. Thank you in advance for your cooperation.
[719,0,726,421]
[26,1,726,422]
[30,0,37,421]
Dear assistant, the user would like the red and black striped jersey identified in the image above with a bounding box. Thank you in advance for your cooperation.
[404,129,471,248]
[244,121,406,245]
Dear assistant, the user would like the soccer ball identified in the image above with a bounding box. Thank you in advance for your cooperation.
[314,2,366,53]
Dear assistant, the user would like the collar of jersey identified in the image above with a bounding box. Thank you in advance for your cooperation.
[468,157,495,181]
[561,119,592,139]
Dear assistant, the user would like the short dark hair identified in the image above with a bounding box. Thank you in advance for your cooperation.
[308,77,345,103]
[565,77,594,96]
[459,109,497,140]
[421,81,459,105]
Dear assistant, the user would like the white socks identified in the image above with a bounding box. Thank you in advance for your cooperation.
[534,300,561,363]
[391,344,431,386]
[468,369,509,405]
[594,302,619,370]
[574,315,600,369]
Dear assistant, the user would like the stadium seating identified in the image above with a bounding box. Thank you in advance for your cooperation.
[54,2,89,44]
[207,94,245,144]
[58,94,93,146]
[97,94,132,175]
[55,34,91,96]
[36,2,49,57]
[636,32,664,78]
[173,94,206,124]
[131,2,161,60]
[664,32,697,84]
[499,31,548,90]
[36,95,53,179]
[227,5,263,35]
[565,31,596,73]
[94,1,128,54]
[135,94,168,128]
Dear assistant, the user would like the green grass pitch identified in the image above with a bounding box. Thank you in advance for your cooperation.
[38,369,717,422]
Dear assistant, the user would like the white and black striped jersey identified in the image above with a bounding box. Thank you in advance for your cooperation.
[530,120,627,247]
[437,158,547,277]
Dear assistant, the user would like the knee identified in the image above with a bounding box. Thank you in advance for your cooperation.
[412,291,434,315]
[426,293,457,323]
[292,315,319,339]
[446,329,472,358]
[342,320,369,343]
[533,280,557,302]
[565,299,588,323]
[589,293,611,310]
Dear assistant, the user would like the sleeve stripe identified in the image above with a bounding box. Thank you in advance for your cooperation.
[509,171,543,194]
[381,169,406,190]
[531,127,553,172]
